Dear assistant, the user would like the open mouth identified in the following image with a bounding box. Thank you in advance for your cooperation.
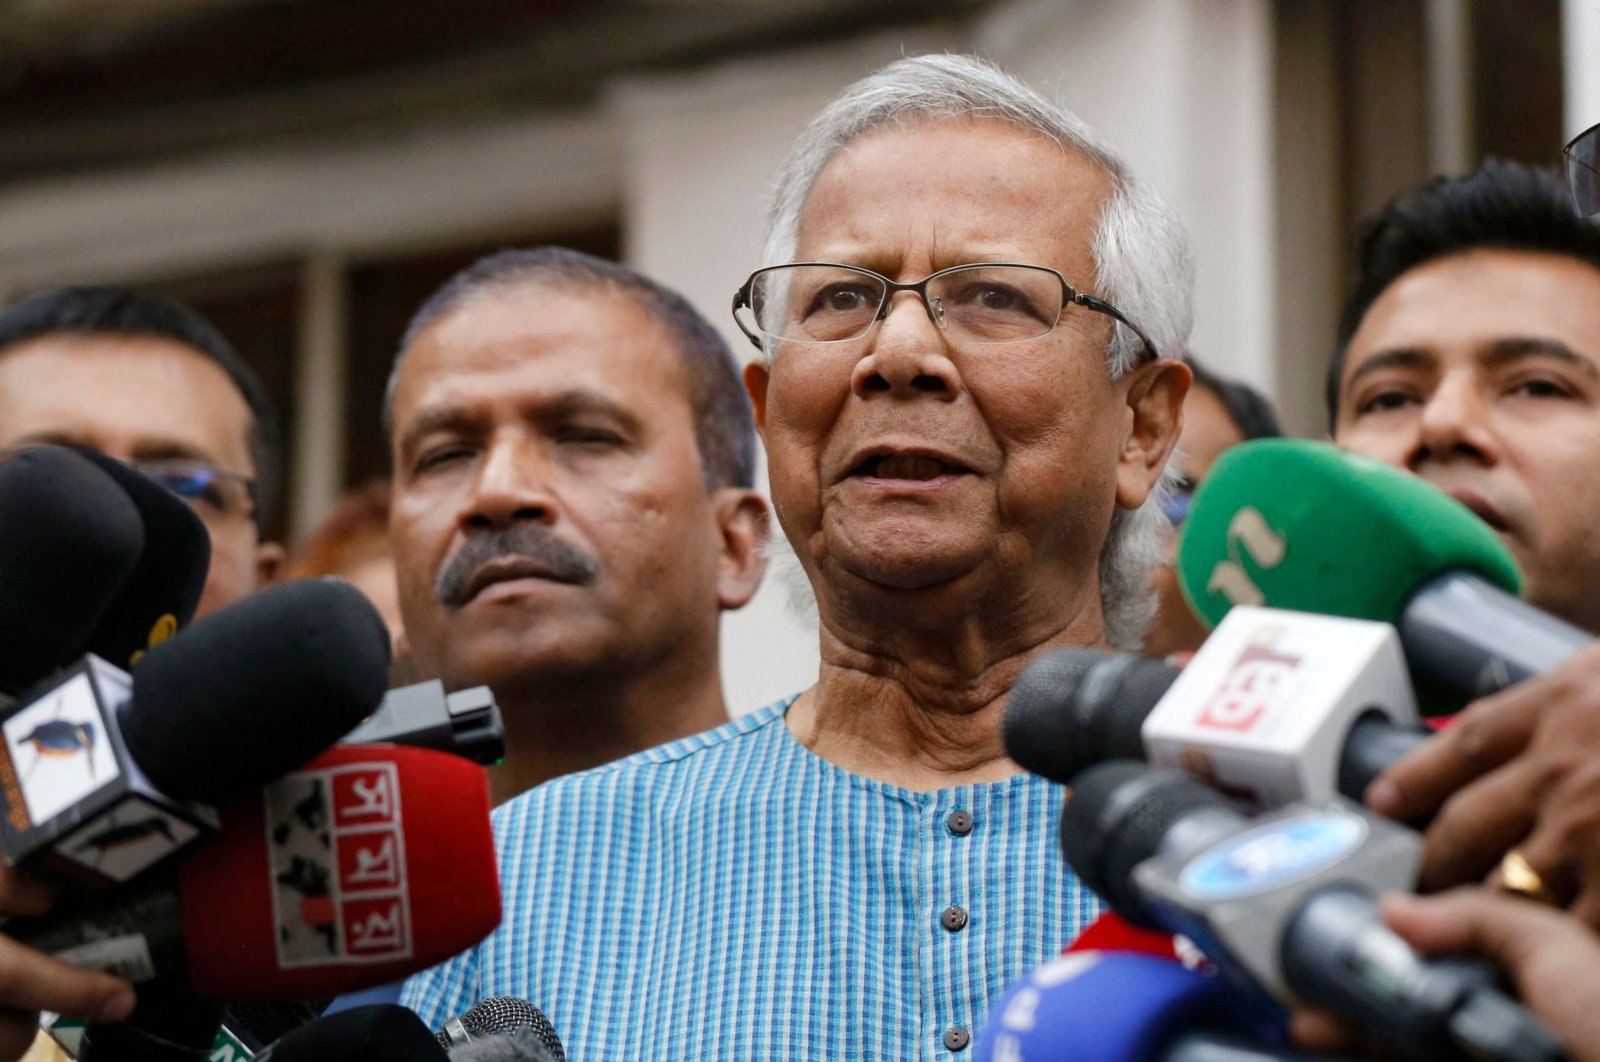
[850,453,969,481]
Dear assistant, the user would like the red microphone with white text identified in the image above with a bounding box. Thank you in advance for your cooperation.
[9,742,500,999]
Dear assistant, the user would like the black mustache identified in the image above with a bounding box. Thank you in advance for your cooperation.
[435,524,600,607]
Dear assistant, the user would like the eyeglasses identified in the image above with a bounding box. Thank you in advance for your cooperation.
[732,262,1158,358]
[0,446,256,521]
[134,459,256,521]
[1565,120,1600,218]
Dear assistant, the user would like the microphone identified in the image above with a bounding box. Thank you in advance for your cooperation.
[974,950,1337,1062]
[0,445,145,695]
[437,998,565,1061]
[1176,439,1592,700]
[1062,761,1565,1062]
[70,447,210,672]
[447,1029,564,1062]
[1005,606,1429,806]
[8,742,501,999]
[344,680,507,765]
[253,1004,447,1060]
[0,578,391,888]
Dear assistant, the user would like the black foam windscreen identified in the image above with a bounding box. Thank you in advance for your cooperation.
[0,446,145,693]
[122,576,392,803]
[258,1005,447,1061]
[72,448,211,670]
[1004,648,1180,785]
[1060,761,1232,927]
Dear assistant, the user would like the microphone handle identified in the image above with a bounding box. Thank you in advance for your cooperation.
[1337,714,1430,804]
[79,981,223,1061]
[1401,573,1590,696]
[8,872,188,984]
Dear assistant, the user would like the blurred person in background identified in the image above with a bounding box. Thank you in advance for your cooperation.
[0,286,286,618]
[1143,355,1281,658]
[290,477,404,653]
[1328,161,1600,933]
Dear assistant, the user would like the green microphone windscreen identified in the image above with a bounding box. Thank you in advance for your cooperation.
[1176,439,1522,629]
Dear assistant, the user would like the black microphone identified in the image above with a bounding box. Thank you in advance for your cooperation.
[255,1005,448,1060]
[437,998,565,1061]
[1005,644,1430,804]
[0,577,391,888]
[71,447,210,671]
[0,445,145,695]
[77,981,225,1062]
[344,680,506,764]
[1063,761,1566,1062]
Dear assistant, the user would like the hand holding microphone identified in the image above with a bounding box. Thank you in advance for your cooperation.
[1175,439,1600,923]
[1293,889,1600,1062]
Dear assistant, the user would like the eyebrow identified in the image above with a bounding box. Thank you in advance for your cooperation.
[7,431,221,467]
[397,389,647,456]
[1481,336,1600,378]
[1343,347,1433,394]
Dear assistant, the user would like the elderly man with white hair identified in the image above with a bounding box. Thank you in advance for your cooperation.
[415,53,1191,1057]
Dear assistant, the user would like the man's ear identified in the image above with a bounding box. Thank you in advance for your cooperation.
[712,487,771,610]
[1115,358,1191,510]
[255,540,288,589]
[743,361,770,432]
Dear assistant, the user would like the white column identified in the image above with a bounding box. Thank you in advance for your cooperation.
[290,252,348,542]
[1565,0,1600,140]
[1425,0,1475,174]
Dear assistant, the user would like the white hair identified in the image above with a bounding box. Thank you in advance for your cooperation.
[762,53,1194,649]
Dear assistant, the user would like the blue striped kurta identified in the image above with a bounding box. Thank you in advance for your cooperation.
[400,697,1102,1059]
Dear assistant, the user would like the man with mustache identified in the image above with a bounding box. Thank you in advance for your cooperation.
[0,247,773,1059]
[1327,162,1600,937]
[385,246,771,806]
[400,54,1191,1058]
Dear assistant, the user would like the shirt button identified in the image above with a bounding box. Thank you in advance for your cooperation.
[944,1026,971,1052]
[946,810,974,836]
[940,905,968,932]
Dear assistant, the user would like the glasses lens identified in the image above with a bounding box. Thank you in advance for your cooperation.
[751,265,885,343]
[1566,123,1600,218]
[1161,489,1193,527]
[926,265,1065,342]
[137,462,249,517]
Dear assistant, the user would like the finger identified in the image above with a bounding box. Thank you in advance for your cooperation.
[0,937,133,1024]
[1381,889,1565,969]
[1367,688,1541,823]
[1417,762,1542,890]
[1289,1006,1361,1052]
[0,868,55,920]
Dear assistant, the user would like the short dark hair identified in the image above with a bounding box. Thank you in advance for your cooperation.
[0,285,283,529]
[1187,355,1282,440]
[1328,159,1600,425]
[387,247,756,490]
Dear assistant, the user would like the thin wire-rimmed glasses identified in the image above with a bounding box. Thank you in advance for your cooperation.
[0,446,256,521]
[1565,121,1600,218]
[732,261,1158,359]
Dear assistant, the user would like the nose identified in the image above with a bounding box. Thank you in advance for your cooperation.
[457,436,560,533]
[849,291,963,401]
[1411,372,1501,469]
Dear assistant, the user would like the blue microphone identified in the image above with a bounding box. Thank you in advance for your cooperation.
[974,951,1338,1062]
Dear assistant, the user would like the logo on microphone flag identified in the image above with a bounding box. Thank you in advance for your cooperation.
[264,761,413,968]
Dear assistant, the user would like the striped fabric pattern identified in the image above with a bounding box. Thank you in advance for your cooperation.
[400,697,1102,1060]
